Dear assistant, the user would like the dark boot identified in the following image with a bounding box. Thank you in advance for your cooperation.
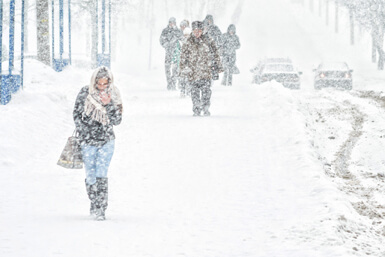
[95,177,108,221]
[203,106,211,116]
[85,180,98,216]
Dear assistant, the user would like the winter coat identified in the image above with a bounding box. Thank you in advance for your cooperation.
[206,24,222,48]
[221,25,240,68]
[172,41,181,65]
[73,86,122,147]
[202,33,224,80]
[160,26,183,54]
[180,34,223,82]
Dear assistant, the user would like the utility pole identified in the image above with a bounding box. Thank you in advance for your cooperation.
[36,0,50,65]
[24,0,29,52]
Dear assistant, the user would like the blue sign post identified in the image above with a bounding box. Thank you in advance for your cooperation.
[52,0,72,72]
[0,0,25,105]
[97,0,111,68]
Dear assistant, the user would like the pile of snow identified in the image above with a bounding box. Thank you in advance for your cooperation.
[0,59,356,256]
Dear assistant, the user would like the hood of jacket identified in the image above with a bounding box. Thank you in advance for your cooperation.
[227,24,236,34]
[90,66,114,90]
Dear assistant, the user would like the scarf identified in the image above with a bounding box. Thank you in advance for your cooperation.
[84,66,123,126]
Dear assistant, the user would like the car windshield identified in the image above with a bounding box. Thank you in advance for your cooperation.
[319,62,348,71]
[265,58,292,64]
[264,64,294,72]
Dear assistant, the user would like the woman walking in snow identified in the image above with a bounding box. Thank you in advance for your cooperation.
[73,66,123,220]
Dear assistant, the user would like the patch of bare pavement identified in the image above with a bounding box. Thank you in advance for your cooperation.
[298,89,385,256]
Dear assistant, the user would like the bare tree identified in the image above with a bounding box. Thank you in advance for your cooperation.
[325,0,329,25]
[71,0,98,67]
[148,0,154,70]
[231,0,245,25]
[349,7,354,45]
[91,1,97,68]
[335,1,339,33]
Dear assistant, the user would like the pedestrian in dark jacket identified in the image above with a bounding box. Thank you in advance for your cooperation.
[73,66,123,221]
[203,15,223,81]
[203,14,222,48]
[180,21,223,116]
[160,17,183,90]
[221,24,240,86]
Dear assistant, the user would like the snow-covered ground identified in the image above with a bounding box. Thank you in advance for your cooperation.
[1,0,385,256]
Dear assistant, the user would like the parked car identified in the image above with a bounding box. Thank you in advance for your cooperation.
[313,62,353,90]
[250,58,292,76]
[250,58,302,89]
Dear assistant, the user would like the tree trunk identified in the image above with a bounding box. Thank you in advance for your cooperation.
[111,5,117,61]
[86,24,90,57]
[309,0,314,12]
[349,8,354,45]
[372,30,377,63]
[318,0,322,17]
[36,0,50,65]
[325,0,329,26]
[335,2,339,33]
[377,26,384,70]
[148,0,154,70]
[371,22,384,69]
[91,1,97,68]
[184,1,189,19]
[164,0,168,19]
[378,48,384,70]
[199,0,206,18]
[231,0,245,25]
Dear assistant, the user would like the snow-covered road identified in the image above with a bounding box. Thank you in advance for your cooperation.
[1,0,385,256]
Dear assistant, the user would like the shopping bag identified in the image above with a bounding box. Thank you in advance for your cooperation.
[57,133,83,169]
[232,65,240,74]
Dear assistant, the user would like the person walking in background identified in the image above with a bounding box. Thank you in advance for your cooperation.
[221,24,240,86]
[180,20,190,37]
[203,15,223,81]
[73,66,123,221]
[203,14,222,47]
[180,21,223,116]
[160,17,183,91]
[175,19,191,97]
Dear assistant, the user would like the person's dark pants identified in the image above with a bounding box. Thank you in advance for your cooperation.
[221,55,235,86]
[165,52,177,90]
[179,77,190,96]
[191,79,211,114]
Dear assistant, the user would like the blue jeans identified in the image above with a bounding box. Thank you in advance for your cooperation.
[81,140,115,185]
